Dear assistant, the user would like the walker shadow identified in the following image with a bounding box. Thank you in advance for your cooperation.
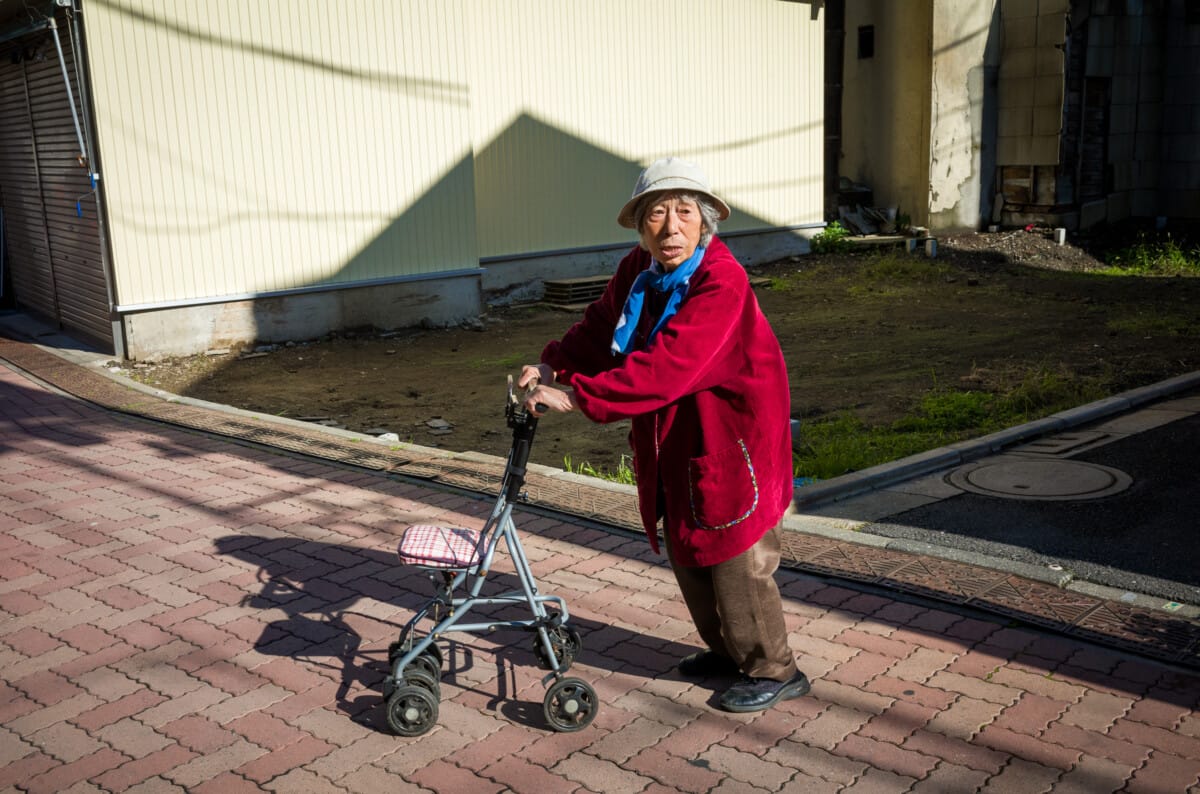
[214,534,716,732]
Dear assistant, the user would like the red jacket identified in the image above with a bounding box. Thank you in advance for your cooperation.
[541,237,793,567]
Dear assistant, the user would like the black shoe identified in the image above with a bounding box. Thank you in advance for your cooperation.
[718,670,811,713]
[678,650,741,678]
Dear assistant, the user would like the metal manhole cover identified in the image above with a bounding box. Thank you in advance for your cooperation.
[948,459,1133,501]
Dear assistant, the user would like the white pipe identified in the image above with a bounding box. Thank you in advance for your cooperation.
[47,16,88,167]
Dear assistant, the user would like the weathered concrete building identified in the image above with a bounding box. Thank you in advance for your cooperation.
[833,0,1199,231]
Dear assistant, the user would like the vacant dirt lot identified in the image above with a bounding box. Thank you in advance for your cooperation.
[126,227,1200,475]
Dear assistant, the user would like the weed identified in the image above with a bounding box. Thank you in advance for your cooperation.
[793,367,1106,479]
[563,454,636,486]
[1102,234,1200,276]
[470,353,525,370]
[811,221,853,254]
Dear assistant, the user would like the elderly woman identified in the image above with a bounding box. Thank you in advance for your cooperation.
[519,157,808,713]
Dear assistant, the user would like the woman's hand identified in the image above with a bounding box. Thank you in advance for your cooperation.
[522,384,577,416]
[517,363,554,390]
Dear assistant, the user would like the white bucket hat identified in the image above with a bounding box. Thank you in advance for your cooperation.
[617,157,731,229]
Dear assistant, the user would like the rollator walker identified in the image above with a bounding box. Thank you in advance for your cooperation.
[384,376,598,736]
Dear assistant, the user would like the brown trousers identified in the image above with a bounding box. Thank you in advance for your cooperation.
[666,524,798,681]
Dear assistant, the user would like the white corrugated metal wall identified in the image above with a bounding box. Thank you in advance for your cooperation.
[81,0,822,314]
[83,0,478,309]
[469,0,825,258]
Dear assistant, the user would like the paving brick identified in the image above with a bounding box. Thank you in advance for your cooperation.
[1041,721,1151,766]
[1059,688,1133,731]
[1050,754,1139,794]
[974,724,1083,770]
[95,718,174,759]
[1124,691,1193,730]
[1124,750,1200,793]
[979,758,1062,794]
[988,666,1087,703]
[810,679,894,717]
[838,766,917,793]
[909,761,991,793]
[923,696,1006,742]
[835,628,915,659]
[1108,718,1200,760]
[865,674,957,710]
[885,647,957,683]
[223,711,311,751]
[551,752,651,794]
[825,650,896,688]
[24,748,129,794]
[926,671,1021,706]
[92,745,197,793]
[584,716,672,764]
[788,704,871,751]
[625,745,724,793]
[991,692,1070,735]
[72,690,166,731]
[858,701,938,744]
[765,740,867,785]
[27,722,106,763]
[701,744,794,791]
[0,750,58,790]
[643,710,733,759]
[158,715,238,755]
[190,771,270,794]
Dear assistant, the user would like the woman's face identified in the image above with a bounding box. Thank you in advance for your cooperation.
[640,195,703,270]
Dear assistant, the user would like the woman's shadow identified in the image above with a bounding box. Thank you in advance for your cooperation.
[214,533,703,732]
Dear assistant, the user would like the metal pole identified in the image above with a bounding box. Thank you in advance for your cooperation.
[47,16,88,167]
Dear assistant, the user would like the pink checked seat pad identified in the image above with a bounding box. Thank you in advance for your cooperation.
[398,524,483,569]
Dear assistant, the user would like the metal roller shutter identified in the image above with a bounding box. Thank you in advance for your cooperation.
[0,9,111,351]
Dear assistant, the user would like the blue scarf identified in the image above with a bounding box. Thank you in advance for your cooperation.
[611,246,706,355]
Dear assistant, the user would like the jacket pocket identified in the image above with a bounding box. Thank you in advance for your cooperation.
[687,439,759,530]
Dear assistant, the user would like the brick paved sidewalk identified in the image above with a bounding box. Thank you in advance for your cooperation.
[1,361,1199,793]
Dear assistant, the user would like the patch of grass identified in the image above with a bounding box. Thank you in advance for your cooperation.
[793,367,1106,480]
[563,454,636,486]
[469,352,525,369]
[847,251,954,297]
[1101,234,1200,276]
[810,220,853,254]
[1106,313,1196,337]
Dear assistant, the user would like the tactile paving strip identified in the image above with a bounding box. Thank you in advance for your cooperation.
[2,335,1197,669]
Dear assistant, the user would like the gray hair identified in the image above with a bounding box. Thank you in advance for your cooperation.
[634,190,721,249]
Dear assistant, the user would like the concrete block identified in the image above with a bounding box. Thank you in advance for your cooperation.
[1037,12,1067,45]
[1133,133,1159,160]
[1116,15,1143,46]
[1002,0,1039,19]
[1036,47,1065,75]
[1112,74,1138,105]
[1131,190,1157,217]
[1031,104,1062,134]
[1164,189,1200,217]
[1079,199,1108,228]
[1089,15,1115,47]
[997,135,1032,164]
[1086,45,1114,77]
[1039,0,1069,13]
[1000,47,1038,78]
[1113,46,1140,75]
[1112,161,1134,190]
[1033,74,1064,106]
[1138,72,1164,102]
[1003,16,1038,48]
[1109,104,1136,134]
[1106,190,1131,221]
[999,76,1037,108]
[1030,134,1061,165]
[999,105,1034,136]
[1164,104,1191,134]
[1108,132,1134,161]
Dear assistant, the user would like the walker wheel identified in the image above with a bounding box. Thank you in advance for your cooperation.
[534,625,582,672]
[401,663,440,695]
[388,641,443,670]
[543,677,598,732]
[386,685,439,736]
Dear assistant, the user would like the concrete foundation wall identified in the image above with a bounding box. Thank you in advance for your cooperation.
[122,275,482,361]
[481,230,816,304]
